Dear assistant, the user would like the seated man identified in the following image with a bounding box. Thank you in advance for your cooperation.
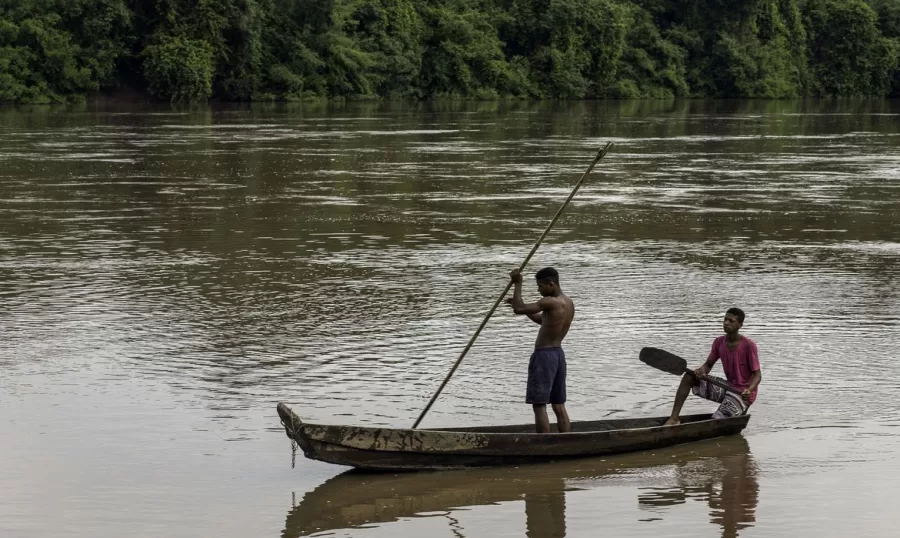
[664,308,761,425]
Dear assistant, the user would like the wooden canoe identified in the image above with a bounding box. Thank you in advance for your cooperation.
[276,403,750,471]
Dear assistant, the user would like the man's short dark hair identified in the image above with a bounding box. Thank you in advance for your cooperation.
[535,267,559,284]
[726,307,745,324]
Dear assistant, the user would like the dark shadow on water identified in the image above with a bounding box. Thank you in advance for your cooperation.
[281,435,757,538]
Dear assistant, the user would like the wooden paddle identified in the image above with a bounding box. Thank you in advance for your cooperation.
[639,347,745,399]
[412,142,615,429]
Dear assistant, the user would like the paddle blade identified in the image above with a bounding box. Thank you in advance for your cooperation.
[639,347,688,376]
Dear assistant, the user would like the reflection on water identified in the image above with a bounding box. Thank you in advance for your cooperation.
[283,437,757,538]
[639,437,757,538]
[525,490,566,538]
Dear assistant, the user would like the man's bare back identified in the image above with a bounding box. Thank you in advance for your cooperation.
[533,293,574,349]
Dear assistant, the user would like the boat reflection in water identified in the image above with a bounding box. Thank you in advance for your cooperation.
[638,436,758,538]
[283,436,758,538]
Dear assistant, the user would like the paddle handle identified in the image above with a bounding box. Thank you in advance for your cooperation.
[688,369,745,399]
[412,142,614,429]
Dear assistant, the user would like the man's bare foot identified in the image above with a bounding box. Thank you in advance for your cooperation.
[663,417,680,426]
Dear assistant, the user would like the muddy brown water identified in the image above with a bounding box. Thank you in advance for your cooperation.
[2,100,900,537]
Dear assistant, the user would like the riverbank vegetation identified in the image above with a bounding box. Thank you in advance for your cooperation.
[1,0,899,103]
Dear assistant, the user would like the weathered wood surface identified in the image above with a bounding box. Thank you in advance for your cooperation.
[276,403,751,471]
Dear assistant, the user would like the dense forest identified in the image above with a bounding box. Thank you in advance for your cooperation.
[1,0,900,103]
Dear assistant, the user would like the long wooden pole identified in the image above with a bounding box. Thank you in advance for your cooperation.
[412,142,614,429]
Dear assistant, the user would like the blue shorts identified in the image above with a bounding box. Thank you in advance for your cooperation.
[526,347,566,404]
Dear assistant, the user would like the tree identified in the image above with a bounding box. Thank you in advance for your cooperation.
[142,34,214,101]
[803,0,899,96]
[417,0,529,98]
[0,0,132,103]
[1,0,899,102]
[500,0,628,98]
[610,1,688,98]
[348,0,424,98]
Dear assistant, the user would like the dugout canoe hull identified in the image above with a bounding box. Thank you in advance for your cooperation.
[276,403,750,471]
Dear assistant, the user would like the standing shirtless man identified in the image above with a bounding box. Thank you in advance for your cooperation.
[506,267,575,433]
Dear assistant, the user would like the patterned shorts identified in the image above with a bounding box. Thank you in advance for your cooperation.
[692,375,748,419]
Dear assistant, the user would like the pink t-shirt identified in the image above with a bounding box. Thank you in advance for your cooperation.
[708,335,761,404]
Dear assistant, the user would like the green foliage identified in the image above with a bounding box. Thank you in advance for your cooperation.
[610,1,688,98]
[417,0,530,98]
[1,0,899,102]
[256,0,374,100]
[648,0,807,98]
[870,0,900,95]
[0,0,132,103]
[802,0,899,96]
[348,0,424,97]
[871,0,900,38]
[142,34,214,101]
[500,0,629,98]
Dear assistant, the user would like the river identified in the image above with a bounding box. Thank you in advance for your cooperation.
[2,99,900,537]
